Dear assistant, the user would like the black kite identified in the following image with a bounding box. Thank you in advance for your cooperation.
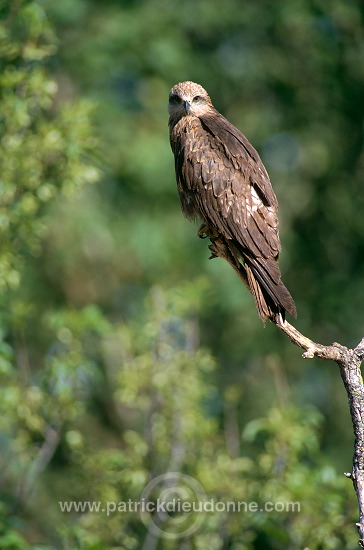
[168,81,296,322]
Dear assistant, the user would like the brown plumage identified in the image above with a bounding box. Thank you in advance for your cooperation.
[168,81,296,322]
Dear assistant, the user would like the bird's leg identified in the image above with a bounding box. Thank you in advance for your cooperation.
[208,239,225,260]
[208,237,250,292]
[198,222,219,240]
[208,237,235,262]
[200,226,249,291]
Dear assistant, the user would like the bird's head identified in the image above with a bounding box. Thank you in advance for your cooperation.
[168,81,212,121]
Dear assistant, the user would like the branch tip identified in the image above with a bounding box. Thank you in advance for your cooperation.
[354,338,364,361]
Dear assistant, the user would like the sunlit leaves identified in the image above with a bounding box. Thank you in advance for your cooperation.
[0,2,99,294]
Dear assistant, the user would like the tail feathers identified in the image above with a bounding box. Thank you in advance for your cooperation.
[245,262,274,320]
[244,255,296,322]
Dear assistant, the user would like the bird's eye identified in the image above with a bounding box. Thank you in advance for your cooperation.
[192,95,202,103]
[169,94,181,104]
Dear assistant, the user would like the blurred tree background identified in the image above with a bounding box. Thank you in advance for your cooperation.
[0,0,363,548]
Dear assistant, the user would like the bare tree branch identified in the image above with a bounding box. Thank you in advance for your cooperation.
[275,317,348,361]
[209,236,364,548]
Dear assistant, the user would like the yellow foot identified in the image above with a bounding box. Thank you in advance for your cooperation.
[197,223,209,239]
[197,223,219,240]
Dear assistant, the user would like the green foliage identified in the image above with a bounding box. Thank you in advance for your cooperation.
[0,0,98,294]
[2,279,355,549]
[0,0,363,548]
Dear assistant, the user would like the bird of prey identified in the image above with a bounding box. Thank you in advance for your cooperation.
[168,81,296,322]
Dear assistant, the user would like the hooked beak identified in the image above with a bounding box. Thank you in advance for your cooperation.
[184,100,191,114]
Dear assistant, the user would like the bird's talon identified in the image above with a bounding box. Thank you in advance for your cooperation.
[198,222,219,240]
[197,223,209,239]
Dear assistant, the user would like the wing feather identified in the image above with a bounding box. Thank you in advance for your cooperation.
[200,109,278,208]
